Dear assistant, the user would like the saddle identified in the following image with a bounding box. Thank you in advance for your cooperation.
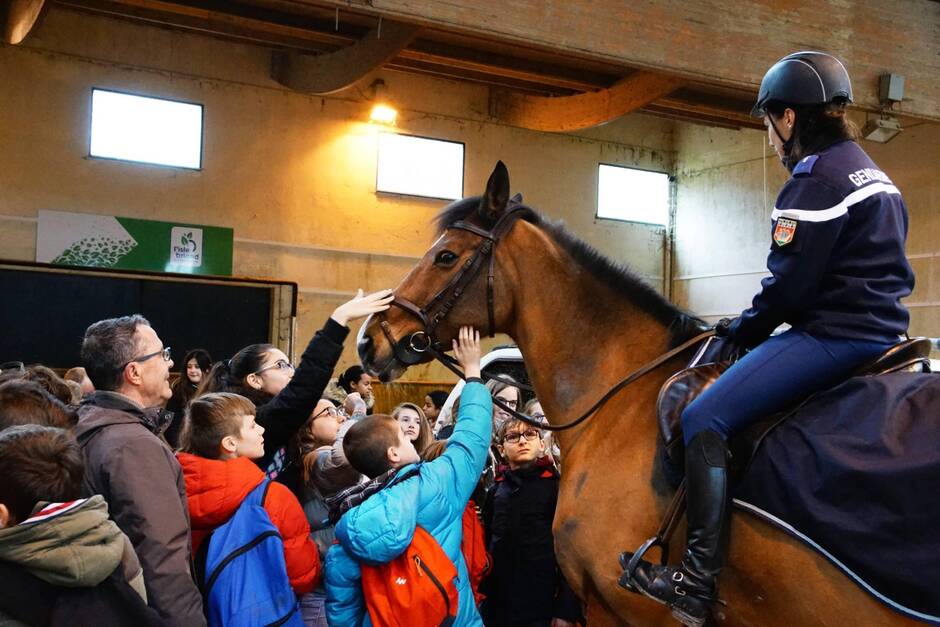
[657,336,933,476]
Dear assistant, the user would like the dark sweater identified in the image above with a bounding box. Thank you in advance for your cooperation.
[482,459,581,626]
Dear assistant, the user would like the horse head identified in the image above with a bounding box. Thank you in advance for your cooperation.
[358,161,527,381]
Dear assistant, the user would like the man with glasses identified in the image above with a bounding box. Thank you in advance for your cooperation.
[73,315,206,626]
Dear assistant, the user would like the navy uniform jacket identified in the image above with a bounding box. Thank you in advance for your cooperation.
[729,140,914,348]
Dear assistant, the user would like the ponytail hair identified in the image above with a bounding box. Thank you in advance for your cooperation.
[196,343,274,405]
[765,100,858,166]
[337,365,365,394]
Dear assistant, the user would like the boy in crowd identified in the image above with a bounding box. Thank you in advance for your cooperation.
[324,327,491,626]
[482,419,581,627]
[178,392,320,596]
[0,425,160,625]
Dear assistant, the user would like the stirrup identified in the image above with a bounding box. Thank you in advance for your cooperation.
[619,480,687,592]
[618,535,669,592]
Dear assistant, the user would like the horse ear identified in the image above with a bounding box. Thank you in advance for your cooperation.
[479,161,510,224]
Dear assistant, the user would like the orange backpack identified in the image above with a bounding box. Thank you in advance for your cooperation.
[361,525,459,627]
[360,501,492,627]
[461,501,491,605]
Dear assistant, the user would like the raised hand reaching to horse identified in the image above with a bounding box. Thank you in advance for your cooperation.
[331,289,394,327]
[452,326,481,380]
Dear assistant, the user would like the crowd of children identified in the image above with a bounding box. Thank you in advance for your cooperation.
[0,290,582,626]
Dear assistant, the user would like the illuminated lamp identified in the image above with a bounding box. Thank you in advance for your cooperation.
[369,79,397,125]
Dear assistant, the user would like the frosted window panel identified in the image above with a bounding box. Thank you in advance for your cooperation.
[90,89,203,169]
[597,164,670,225]
[377,133,464,200]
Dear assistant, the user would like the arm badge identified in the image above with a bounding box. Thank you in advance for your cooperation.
[773,218,797,247]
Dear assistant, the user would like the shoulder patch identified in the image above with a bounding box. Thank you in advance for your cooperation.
[792,154,819,177]
[773,217,798,247]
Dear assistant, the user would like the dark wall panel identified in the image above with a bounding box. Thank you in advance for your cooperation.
[1,269,271,368]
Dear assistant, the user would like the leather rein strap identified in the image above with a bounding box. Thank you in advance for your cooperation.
[432,329,715,432]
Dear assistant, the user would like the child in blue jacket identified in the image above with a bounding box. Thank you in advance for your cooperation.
[324,326,491,626]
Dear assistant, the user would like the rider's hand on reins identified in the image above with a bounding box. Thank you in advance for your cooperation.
[453,326,482,379]
[331,288,394,327]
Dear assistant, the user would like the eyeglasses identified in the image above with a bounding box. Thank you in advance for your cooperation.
[120,347,171,370]
[495,398,518,410]
[502,428,541,444]
[312,405,339,420]
[531,413,547,424]
[255,359,294,375]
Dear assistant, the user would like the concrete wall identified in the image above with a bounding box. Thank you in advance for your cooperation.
[0,8,675,381]
[672,116,940,347]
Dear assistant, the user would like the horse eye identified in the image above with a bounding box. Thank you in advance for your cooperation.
[434,251,458,267]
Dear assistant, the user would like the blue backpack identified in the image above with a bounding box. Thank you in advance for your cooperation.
[203,480,303,627]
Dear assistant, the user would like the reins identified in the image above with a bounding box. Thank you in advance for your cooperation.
[428,329,715,431]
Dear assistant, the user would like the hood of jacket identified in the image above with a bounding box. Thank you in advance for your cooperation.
[176,452,265,531]
[0,495,125,587]
[73,391,172,439]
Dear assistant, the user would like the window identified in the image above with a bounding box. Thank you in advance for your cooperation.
[596,164,670,225]
[90,89,203,169]
[376,133,464,200]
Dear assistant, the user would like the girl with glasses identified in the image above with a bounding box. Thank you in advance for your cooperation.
[197,289,394,494]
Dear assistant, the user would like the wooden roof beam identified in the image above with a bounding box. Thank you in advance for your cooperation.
[311,0,940,122]
[488,71,684,132]
[272,20,420,94]
[3,0,46,43]
[58,0,351,48]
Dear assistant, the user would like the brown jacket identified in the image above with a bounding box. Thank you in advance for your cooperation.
[74,392,205,627]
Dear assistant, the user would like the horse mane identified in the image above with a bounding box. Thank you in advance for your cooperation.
[435,196,706,346]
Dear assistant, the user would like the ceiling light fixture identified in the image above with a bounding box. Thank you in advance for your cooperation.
[862,73,904,143]
[369,79,397,125]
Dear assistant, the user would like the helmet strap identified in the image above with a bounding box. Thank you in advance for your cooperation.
[768,115,796,172]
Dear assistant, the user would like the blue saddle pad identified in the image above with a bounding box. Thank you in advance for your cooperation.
[734,372,940,624]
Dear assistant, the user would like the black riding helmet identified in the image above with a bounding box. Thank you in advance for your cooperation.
[751,51,853,117]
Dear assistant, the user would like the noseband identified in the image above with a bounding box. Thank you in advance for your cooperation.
[378,205,528,366]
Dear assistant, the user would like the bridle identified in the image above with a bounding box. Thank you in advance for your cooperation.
[376,202,714,431]
[377,204,528,367]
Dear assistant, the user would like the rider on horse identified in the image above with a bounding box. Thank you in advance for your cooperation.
[619,51,915,626]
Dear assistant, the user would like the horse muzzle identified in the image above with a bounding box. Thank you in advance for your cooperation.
[357,314,433,380]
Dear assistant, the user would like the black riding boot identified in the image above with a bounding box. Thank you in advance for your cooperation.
[618,430,731,627]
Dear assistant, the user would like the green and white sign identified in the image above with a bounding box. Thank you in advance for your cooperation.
[37,210,233,276]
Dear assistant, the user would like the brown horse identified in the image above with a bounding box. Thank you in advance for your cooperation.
[357,163,917,626]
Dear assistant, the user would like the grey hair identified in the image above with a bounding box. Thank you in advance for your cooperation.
[81,315,150,392]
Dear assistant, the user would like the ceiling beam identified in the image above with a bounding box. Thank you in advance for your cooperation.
[650,97,763,130]
[489,71,684,132]
[310,0,940,121]
[272,19,419,94]
[2,0,46,43]
[58,0,350,49]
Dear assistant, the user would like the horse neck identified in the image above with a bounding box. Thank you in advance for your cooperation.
[502,228,677,443]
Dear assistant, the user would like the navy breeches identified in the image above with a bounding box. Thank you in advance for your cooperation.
[681,329,893,444]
